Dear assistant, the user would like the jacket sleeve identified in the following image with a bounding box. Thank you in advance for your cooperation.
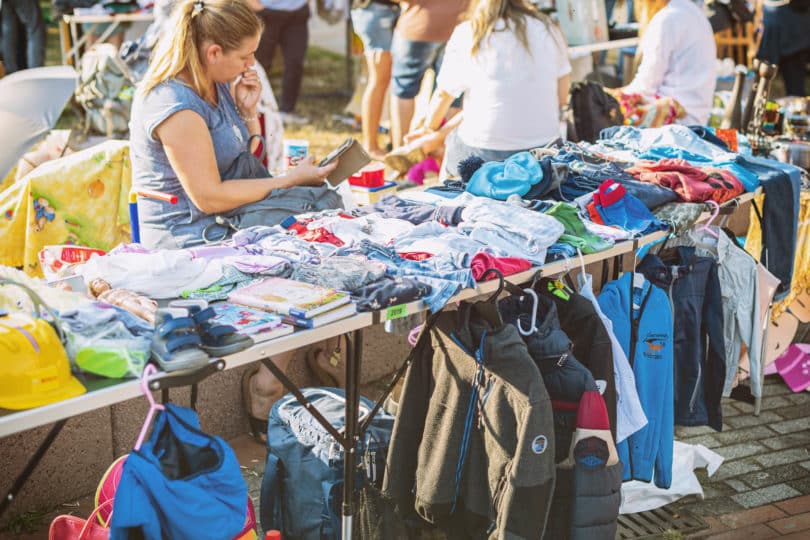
[739,262,763,398]
[561,296,617,439]
[703,262,727,431]
[382,333,434,504]
[654,325,674,489]
[500,398,557,539]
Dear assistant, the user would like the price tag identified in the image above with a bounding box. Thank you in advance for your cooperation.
[386,304,408,321]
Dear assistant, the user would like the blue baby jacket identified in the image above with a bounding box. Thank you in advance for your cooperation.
[598,272,674,489]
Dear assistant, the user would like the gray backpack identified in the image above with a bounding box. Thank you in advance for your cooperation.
[75,43,136,138]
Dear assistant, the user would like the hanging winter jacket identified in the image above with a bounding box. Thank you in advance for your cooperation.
[598,273,674,489]
[637,247,726,431]
[384,301,556,539]
[499,293,599,463]
[537,279,617,439]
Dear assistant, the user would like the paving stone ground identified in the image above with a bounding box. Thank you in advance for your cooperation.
[676,376,810,539]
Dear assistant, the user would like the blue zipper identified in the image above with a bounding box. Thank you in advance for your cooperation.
[449,330,487,513]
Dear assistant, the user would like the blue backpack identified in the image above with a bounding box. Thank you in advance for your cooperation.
[260,387,394,539]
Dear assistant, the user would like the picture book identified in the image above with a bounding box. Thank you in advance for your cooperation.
[211,302,294,343]
[282,302,357,329]
[228,278,351,319]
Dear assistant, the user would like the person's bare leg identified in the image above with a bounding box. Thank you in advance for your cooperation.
[362,50,392,160]
[107,31,124,50]
[306,336,347,387]
[390,95,415,148]
[248,350,296,421]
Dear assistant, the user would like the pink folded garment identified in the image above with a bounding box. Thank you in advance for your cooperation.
[773,344,810,393]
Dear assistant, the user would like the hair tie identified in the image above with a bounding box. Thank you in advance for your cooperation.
[192,0,204,16]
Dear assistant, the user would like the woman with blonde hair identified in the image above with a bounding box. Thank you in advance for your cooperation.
[623,0,716,124]
[131,0,340,251]
[129,0,344,442]
[407,0,571,179]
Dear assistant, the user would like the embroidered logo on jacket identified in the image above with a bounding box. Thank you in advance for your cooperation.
[643,333,668,359]
[531,435,548,454]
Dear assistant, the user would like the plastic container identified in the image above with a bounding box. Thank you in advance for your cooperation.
[351,181,397,206]
[282,139,309,171]
[349,162,385,188]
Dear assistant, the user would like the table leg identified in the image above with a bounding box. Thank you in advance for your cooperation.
[59,19,72,66]
[94,21,121,49]
[0,419,67,518]
[342,329,362,539]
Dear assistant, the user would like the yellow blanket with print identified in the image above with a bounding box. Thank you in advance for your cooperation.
[746,191,810,320]
[0,140,131,277]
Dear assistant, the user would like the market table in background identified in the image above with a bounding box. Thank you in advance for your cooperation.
[60,12,154,67]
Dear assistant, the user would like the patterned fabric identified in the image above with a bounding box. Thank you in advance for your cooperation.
[653,202,704,235]
[0,140,132,277]
[181,265,262,303]
[613,92,685,128]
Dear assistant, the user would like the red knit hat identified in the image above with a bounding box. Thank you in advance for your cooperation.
[576,390,611,431]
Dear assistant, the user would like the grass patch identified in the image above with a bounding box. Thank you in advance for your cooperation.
[268,47,359,159]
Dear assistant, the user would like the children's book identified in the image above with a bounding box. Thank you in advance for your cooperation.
[282,302,358,329]
[211,302,294,343]
[228,277,351,319]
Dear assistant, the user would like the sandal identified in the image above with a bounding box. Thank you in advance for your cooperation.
[384,143,426,175]
[169,299,253,357]
[241,366,267,445]
[151,307,210,372]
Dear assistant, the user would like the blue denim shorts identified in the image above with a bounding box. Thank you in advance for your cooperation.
[390,34,448,99]
[351,2,399,53]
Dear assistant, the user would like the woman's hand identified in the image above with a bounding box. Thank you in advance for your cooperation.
[235,68,261,118]
[287,156,339,187]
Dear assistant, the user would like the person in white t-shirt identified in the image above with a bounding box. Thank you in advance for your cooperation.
[623,0,716,125]
[406,0,571,179]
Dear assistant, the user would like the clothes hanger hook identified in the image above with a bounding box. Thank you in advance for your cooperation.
[480,268,505,303]
[140,364,164,412]
[516,288,540,336]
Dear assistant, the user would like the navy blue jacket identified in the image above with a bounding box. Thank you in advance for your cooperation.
[637,247,726,431]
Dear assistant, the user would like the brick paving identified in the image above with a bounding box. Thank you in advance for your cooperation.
[678,375,810,538]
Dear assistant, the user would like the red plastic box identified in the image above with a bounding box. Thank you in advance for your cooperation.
[348,163,385,188]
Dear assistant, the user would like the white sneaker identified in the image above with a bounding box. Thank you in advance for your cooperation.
[279,112,309,126]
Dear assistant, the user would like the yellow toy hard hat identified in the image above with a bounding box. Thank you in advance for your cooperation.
[0,278,85,410]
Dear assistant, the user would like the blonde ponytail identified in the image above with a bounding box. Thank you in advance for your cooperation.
[140,0,261,103]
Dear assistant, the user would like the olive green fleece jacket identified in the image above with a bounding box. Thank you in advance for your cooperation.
[383,302,556,539]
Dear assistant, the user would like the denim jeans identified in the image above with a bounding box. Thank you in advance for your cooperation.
[351,2,399,52]
[638,247,726,431]
[736,155,802,301]
[1,0,45,73]
[553,151,679,209]
[345,239,473,312]
[390,34,446,99]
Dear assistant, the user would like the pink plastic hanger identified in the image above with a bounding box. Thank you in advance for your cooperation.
[696,200,721,239]
[134,364,164,451]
